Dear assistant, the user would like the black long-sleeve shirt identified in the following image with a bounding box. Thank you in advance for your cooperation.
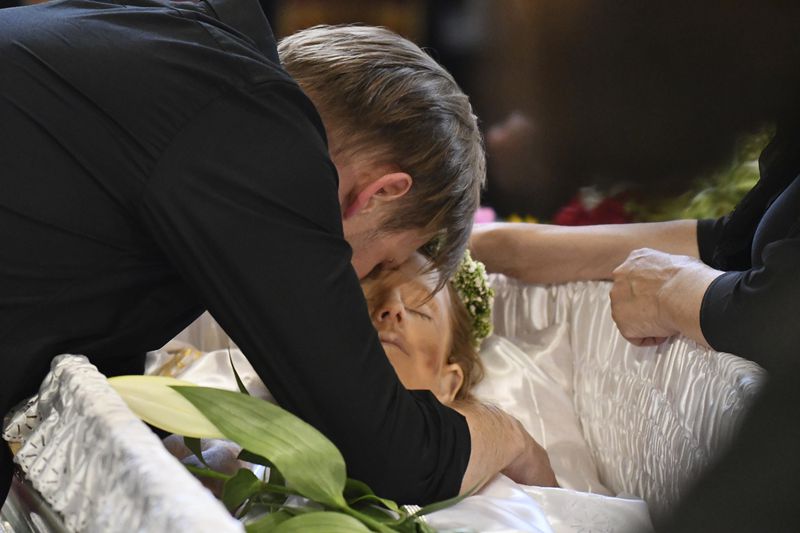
[697,122,800,373]
[0,0,469,504]
[659,124,800,533]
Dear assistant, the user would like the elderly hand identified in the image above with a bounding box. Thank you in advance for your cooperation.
[610,248,723,347]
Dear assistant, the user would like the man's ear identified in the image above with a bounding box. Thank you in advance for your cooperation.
[437,363,465,404]
[343,172,412,220]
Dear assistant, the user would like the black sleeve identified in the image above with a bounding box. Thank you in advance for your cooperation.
[696,217,727,267]
[138,80,470,504]
[699,235,800,373]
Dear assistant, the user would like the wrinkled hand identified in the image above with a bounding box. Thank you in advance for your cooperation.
[610,248,720,347]
[501,418,558,488]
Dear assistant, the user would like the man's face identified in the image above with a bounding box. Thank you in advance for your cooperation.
[343,215,430,279]
[332,150,428,278]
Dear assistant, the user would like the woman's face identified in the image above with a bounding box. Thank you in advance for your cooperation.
[361,253,464,403]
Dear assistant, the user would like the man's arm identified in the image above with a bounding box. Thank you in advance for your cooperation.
[139,80,529,504]
[470,220,699,283]
[453,401,557,491]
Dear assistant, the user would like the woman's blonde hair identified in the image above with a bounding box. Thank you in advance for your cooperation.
[278,25,486,286]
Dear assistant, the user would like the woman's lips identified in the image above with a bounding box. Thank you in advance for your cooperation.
[379,333,408,356]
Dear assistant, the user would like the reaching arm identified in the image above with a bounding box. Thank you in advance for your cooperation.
[609,248,724,346]
[140,81,471,504]
[470,220,700,283]
[452,400,557,492]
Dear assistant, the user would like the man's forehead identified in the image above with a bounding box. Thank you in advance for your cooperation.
[396,254,437,285]
[370,253,439,294]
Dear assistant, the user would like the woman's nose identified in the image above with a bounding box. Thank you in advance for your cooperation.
[376,296,404,323]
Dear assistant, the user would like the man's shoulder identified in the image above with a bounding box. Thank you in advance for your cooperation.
[2,0,287,87]
[0,0,297,152]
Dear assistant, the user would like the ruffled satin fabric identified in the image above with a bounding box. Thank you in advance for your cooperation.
[2,277,765,532]
[3,355,242,533]
[489,276,766,521]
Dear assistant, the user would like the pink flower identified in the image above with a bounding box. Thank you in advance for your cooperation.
[474,206,497,224]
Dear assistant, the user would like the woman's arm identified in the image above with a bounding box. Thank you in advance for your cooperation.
[470,220,700,283]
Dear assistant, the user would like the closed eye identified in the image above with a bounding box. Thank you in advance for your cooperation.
[409,308,432,320]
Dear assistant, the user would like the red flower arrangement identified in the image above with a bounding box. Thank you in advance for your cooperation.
[552,187,633,226]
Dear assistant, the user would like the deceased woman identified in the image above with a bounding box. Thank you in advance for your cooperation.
[162,251,557,489]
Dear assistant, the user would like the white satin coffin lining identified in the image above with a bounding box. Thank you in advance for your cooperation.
[489,277,766,519]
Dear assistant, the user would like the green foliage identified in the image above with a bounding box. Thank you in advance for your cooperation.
[344,478,402,513]
[174,386,348,509]
[183,436,209,468]
[244,510,292,533]
[271,512,372,532]
[223,469,263,512]
[108,376,224,438]
[229,352,251,395]
[112,375,459,531]
[628,128,771,222]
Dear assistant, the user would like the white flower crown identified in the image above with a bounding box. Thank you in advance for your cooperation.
[451,250,494,348]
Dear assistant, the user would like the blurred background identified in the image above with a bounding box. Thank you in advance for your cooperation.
[4,0,789,225]
[258,0,788,227]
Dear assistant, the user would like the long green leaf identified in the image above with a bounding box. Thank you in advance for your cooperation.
[108,376,224,438]
[238,450,287,487]
[223,468,263,512]
[411,481,481,517]
[238,449,270,466]
[244,510,292,533]
[272,511,372,533]
[183,436,209,468]
[173,386,347,508]
[344,478,401,514]
[390,517,436,533]
[229,351,251,395]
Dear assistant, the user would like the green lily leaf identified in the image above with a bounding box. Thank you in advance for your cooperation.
[183,464,233,482]
[228,352,250,395]
[108,376,224,439]
[173,386,347,509]
[344,478,401,514]
[390,518,437,533]
[349,504,397,524]
[236,448,272,466]
[223,468,263,512]
[238,450,287,487]
[183,436,209,468]
[237,449,270,466]
[244,509,293,533]
[411,489,473,518]
[271,511,372,532]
